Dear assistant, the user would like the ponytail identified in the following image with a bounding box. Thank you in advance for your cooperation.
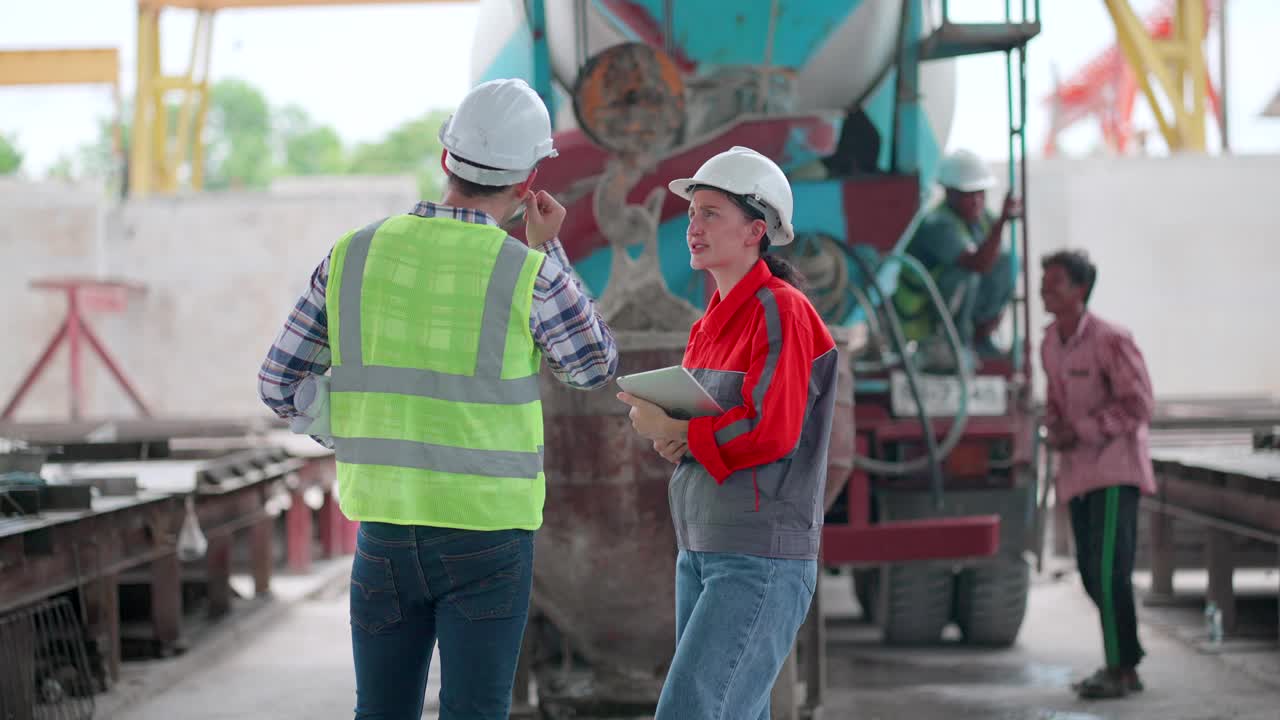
[760,237,806,291]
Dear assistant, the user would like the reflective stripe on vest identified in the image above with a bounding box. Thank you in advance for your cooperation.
[327,215,546,530]
[330,222,541,407]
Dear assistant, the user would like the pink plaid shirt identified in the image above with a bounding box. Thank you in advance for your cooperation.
[1042,312,1157,502]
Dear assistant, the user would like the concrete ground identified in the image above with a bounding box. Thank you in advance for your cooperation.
[818,564,1279,720]
[106,559,1278,720]
[95,557,401,720]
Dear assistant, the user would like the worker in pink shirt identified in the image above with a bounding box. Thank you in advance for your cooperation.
[1040,249,1157,700]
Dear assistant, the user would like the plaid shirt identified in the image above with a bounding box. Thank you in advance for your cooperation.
[258,201,618,419]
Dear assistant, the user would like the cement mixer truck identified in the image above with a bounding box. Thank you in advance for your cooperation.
[468,1,1043,715]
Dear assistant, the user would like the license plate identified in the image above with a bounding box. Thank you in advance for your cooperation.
[890,371,1008,417]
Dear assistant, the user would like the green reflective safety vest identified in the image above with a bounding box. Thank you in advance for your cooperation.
[892,204,991,342]
[326,214,547,531]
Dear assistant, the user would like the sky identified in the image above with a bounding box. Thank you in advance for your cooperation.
[1,0,1277,176]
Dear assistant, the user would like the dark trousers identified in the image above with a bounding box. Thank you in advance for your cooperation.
[350,522,534,720]
[1069,485,1145,669]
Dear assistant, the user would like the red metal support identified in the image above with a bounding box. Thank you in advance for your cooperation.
[1,318,69,419]
[822,516,1002,565]
[251,513,274,595]
[150,552,182,653]
[1149,508,1175,596]
[286,489,313,573]
[318,493,347,558]
[1206,526,1237,633]
[821,433,1001,565]
[2,277,150,420]
[843,437,872,529]
[206,534,233,619]
[79,315,153,415]
[86,571,122,686]
[67,289,83,419]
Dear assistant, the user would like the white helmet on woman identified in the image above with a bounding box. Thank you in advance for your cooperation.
[668,146,795,246]
[438,78,559,186]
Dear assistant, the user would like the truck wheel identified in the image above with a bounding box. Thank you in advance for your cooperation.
[852,568,878,622]
[955,556,1031,647]
[881,563,954,645]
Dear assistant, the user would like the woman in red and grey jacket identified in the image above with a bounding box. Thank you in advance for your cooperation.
[618,146,839,720]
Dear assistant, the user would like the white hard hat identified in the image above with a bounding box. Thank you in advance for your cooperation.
[438,79,558,186]
[667,146,795,246]
[937,149,996,192]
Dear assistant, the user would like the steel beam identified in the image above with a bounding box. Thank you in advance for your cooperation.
[1102,0,1211,151]
[822,515,1001,565]
[0,49,119,86]
[140,0,468,8]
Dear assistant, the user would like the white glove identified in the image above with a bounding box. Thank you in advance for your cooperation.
[290,374,332,443]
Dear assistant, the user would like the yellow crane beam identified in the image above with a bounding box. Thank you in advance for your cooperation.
[131,5,215,196]
[0,48,120,86]
[129,0,474,197]
[1102,0,1211,152]
[139,0,468,9]
[0,49,125,189]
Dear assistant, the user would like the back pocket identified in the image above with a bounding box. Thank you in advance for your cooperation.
[350,548,402,634]
[441,537,529,621]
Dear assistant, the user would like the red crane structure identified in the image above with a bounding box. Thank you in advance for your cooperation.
[1044,0,1222,155]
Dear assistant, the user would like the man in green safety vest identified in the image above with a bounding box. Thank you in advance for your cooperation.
[893,149,1022,367]
[258,78,618,719]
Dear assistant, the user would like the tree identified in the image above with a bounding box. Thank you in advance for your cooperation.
[75,115,127,181]
[203,78,274,189]
[46,78,455,197]
[0,133,23,175]
[46,154,76,181]
[347,109,451,200]
[277,104,345,176]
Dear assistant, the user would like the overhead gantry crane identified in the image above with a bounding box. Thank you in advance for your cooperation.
[130,0,470,197]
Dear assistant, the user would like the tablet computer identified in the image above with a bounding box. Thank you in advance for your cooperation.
[616,366,725,420]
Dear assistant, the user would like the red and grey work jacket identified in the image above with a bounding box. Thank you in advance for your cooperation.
[673,260,839,560]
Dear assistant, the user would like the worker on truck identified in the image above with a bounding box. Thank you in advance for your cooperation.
[257,79,618,719]
[893,149,1022,366]
[1040,249,1156,700]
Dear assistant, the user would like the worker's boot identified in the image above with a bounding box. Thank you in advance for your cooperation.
[973,316,1006,359]
[1074,666,1143,699]
[1073,666,1143,692]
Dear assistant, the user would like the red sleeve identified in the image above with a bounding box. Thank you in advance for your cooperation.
[1074,330,1154,445]
[686,309,816,483]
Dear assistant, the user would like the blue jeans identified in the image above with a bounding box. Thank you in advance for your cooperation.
[349,522,534,720]
[656,550,818,720]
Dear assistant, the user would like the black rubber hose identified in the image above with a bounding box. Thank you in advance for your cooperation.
[841,245,946,509]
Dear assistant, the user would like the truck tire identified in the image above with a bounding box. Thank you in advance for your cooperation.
[955,556,1031,647]
[880,563,954,645]
[852,568,878,622]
